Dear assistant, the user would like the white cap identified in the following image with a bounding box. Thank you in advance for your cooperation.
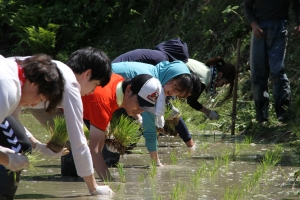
[130,74,162,114]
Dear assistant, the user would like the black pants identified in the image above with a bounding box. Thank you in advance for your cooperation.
[0,116,32,199]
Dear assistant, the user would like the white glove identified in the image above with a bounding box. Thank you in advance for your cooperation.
[169,104,180,119]
[0,146,29,171]
[136,115,143,128]
[187,143,197,155]
[106,145,119,153]
[155,115,165,129]
[206,110,219,120]
[6,153,29,171]
[90,185,114,196]
[0,146,15,154]
[35,141,69,157]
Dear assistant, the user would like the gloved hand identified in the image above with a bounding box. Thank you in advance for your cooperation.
[106,145,119,153]
[136,116,143,128]
[167,104,180,120]
[206,110,219,120]
[35,141,69,157]
[187,143,197,155]
[90,185,114,195]
[0,146,29,171]
[6,153,29,171]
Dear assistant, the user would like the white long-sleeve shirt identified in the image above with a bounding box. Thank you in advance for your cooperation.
[0,55,21,123]
[7,57,93,177]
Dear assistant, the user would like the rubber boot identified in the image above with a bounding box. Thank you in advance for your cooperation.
[103,145,120,168]
[275,104,288,122]
[61,150,79,177]
[0,165,21,200]
[61,141,78,177]
[254,100,269,123]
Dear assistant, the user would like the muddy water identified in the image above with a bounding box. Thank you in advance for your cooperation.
[15,115,300,199]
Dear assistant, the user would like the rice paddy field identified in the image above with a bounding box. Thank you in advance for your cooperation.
[14,114,300,200]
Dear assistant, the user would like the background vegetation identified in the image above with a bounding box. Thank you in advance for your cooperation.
[1,0,300,148]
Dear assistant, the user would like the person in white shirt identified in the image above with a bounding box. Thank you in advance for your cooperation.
[12,47,114,196]
[0,54,65,199]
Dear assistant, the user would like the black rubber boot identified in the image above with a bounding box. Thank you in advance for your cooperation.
[61,151,79,177]
[275,104,288,122]
[254,100,269,123]
[103,145,120,168]
[0,165,21,200]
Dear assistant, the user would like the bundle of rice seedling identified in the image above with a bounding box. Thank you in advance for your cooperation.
[162,98,188,136]
[105,115,142,155]
[46,116,68,153]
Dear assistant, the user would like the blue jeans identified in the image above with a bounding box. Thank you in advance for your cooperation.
[250,20,290,120]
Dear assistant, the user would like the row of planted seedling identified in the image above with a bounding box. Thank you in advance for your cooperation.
[112,135,284,200]
[20,103,289,199]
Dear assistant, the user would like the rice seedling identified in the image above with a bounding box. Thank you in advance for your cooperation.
[46,116,68,153]
[244,135,253,144]
[148,160,157,178]
[262,145,282,167]
[242,135,254,154]
[9,149,40,181]
[138,173,145,183]
[155,195,163,200]
[116,162,126,182]
[209,156,221,179]
[163,98,189,136]
[223,186,242,200]
[232,142,242,157]
[190,162,208,185]
[170,151,178,165]
[170,181,187,200]
[221,151,231,171]
[102,172,114,185]
[105,115,142,155]
[170,169,176,178]
[198,142,210,153]
[190,168,202,188]
[226,147,283,198]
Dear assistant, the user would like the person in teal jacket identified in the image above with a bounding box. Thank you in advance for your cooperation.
[111,60,200,166]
